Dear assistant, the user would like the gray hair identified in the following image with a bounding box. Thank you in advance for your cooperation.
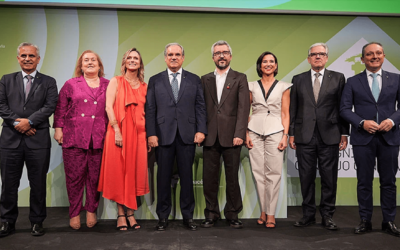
[361,42,384,57]
[17,42,40,57]
[308,43,328,57]
[211,40,232,56]
[164,43,185,57]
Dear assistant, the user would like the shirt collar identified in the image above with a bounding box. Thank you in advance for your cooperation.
[366,68,382,77]
[167,67,183,76]
[214,67,230,77]
[22,70,37,79]
[311,68,325,77]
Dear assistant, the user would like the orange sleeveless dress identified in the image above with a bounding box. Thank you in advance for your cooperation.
[98,76,149,210]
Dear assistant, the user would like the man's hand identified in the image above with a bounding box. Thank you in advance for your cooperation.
[289,136,296,150]
[194,132,205,146]
[233,137,243,146]
[14,118,31,133]
[25,128,36,136]
[363,120,379,134]
[339,136,348,151]
[378,119,394,132]
[148,136,159,148]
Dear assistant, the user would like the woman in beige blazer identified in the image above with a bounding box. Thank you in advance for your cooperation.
[246,51,292,228]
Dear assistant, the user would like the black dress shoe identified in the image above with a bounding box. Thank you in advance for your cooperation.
[201,218,216,228]
[382,221,400,237]
[31,223,45,236]
[155,219,168,231]
[0,222,15,238]
[354,219,372,234]
[227,219,243,229]
[294,217,316,227]
[183,219,198,231]
[322,216,338,230]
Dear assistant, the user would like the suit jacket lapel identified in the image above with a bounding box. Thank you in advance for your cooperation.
[96,77,108,99]
[359,70,376,103]
[379,70,391,103]
[206,74,218,106]
[317,69,331,105]
[162,70,176,103]
[78,76,96,100]
[177,70,187,103]
[25,72,42,104]
[219,69,237,108]
[304,70,316,106]
[17,72,25,101]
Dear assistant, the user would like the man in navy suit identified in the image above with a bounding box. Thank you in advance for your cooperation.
[340,42,400,237]
[146,43,207,231]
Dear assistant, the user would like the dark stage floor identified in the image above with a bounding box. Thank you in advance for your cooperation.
[1,206,399,250]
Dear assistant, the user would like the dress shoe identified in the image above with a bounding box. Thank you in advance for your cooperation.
[155,219,168,231]
[0,222,15,238]
[31,223,45,236]
[201,218,216,228]
[382,221,400,237]
[354,219,372,234]
[227,219,243,229]
[183,219,198,231]
[294,217,316,227]
[322,216,338,230]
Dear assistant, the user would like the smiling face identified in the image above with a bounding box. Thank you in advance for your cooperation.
[125,51,141,72]
[213,44,232,70]
[361,43,385,73]
[164,45,184,72]
[81,52,100,76]
[17,46,40,74]
[307,45,328,72]
[260,54,277,76]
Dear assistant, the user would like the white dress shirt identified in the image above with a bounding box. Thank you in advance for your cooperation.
[366,68,382,91]
[167,67,183,90]
[214,67,230,103]
[311,68,325,87]
[22,70,37,96]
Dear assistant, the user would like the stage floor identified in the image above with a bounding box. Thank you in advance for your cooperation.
[1,206,399,250]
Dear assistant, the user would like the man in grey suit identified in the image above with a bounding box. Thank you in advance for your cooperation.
[289,43,349,230]
[0,42,58,237]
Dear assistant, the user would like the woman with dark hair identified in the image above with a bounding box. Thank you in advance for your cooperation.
[98,48,149,230]
[245,51,292,228]
[54,50,109,230]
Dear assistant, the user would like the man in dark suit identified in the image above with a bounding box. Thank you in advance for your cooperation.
[200,40,250,229]
[289,43,349,230]
[0,42,58,237]
[146,43,207,231]
[340,42,400,237]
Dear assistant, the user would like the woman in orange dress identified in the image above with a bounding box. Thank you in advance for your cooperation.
[98,48,149,230]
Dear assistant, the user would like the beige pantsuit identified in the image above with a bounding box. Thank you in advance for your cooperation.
[248,80,292,215]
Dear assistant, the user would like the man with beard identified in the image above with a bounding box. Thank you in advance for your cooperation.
[340,42,400,237]
[200,40,250,229]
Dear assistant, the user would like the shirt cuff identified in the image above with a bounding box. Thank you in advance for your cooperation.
[388,119,395,126]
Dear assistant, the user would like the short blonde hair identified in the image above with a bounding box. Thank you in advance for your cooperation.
[74,50,105,78]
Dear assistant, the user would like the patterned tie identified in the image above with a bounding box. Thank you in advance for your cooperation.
[26,75,33,99]
[371,73,380,101]
[313,72,321,102]
[171,72,179,102]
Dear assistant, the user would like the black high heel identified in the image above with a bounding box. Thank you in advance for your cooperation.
[116,214,128,231]
[126,214,141,230]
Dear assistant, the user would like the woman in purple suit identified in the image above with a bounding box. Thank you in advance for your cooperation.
[54,50,109,230]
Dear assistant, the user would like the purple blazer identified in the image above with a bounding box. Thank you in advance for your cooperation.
[54,76,109,149]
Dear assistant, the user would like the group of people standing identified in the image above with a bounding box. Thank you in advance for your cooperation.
[0,40,399,239]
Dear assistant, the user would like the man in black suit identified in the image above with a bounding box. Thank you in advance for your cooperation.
[289,43,349,230]
[0,42,58,237]
[200,40,250,229]
[340,42,400,237]
[146,43,207,231]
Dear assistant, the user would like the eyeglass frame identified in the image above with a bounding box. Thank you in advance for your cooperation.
[213,51,231,57]
[308,52,328,58]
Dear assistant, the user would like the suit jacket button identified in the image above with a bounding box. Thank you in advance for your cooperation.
[268,111,270,113]
[217,111,221,114]
[94,101,97,104]
[81,113,85,117]
[84,99,87,102]
[24,107,26,110]
[92,115,95,119]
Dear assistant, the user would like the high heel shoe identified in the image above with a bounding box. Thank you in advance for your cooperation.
[116,214,128,231]
[126,214,140,230]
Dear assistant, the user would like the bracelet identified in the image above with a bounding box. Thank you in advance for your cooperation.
[283,133,289,137]
[109,120,118,126]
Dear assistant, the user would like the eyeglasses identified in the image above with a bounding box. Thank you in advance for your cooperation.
[213,51,231,57]
[309,52,327,58]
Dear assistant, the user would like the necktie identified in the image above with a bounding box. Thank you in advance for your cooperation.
[371,73,380,101]
[313,72,321,102]
[26,75,33,99]
[171,72,179,102]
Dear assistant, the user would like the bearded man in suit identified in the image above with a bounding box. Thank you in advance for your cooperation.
[0,42,58,237]
[289,43,349,230]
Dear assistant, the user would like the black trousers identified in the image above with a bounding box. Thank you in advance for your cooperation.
[296,127,339,219]
[0,138,50,224]
[353,133,398,223]
[203,138,243,220]
[155,132,196,220]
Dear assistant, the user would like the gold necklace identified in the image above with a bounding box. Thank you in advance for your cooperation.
[124,76,140,88]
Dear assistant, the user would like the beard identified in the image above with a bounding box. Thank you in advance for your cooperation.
[215,59,230,70]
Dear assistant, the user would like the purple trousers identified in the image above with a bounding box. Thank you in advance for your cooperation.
[63,148,102,218]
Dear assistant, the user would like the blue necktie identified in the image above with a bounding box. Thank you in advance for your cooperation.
[171,72,179,102]
[371,73,380,101]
